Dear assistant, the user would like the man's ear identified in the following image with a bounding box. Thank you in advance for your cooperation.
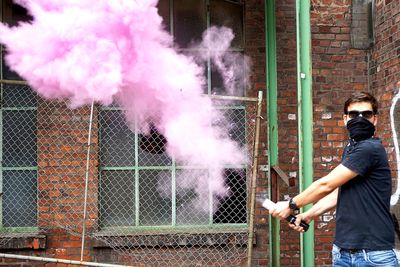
[373,115,378,126]
[343,114,348,126]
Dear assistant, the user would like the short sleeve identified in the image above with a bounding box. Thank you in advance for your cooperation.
[341,142,375,176]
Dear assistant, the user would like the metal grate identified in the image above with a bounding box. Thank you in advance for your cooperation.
[0,80,261,266]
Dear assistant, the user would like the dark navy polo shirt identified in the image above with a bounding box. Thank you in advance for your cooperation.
[334,137,394,250]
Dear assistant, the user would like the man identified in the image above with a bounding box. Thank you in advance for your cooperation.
[269,92,398,266]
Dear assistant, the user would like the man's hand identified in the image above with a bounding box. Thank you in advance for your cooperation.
[268,201,291,220]
[288,213,312,233]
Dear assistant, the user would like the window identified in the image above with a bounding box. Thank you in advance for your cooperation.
[350,0,375,49]
[99,0,247,229]
[0,1,37,230]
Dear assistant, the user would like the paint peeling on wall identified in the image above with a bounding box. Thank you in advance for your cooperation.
[317,211,335,229]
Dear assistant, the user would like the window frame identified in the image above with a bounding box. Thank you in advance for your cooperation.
[98,0,248,231]
[0,1,39,233]
[99,107,249,231]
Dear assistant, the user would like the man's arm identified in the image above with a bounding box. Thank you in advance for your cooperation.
[303,188,338,220]
[289,189,338,232]
[270,164,357,220]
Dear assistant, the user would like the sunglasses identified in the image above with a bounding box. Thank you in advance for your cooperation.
[345,110,375,119]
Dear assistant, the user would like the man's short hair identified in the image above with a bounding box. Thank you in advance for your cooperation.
[344,92,378,114]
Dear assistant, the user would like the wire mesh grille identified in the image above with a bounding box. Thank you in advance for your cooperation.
[0,80,259,266]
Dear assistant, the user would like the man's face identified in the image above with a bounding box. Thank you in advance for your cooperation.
[343,101,377,126]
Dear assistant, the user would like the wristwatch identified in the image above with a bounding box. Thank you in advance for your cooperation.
[289,198,299,211]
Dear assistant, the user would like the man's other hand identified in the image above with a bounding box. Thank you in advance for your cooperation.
[269,200,291,220]
[289,213,312,233]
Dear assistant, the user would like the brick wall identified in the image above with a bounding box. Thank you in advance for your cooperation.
[372,0,400,249]
[0,1,269,266]
[245,0,369,266]
[264,0,399,266]
[272,0,370,266]
[244,0,269,266]
[0,103,101,265]
[2,1,399,266]
[275,1,302,266]
[372,0,400,178]
[310,1,369,265]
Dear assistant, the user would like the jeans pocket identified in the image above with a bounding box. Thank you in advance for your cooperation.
[394,249,400,265]
[365,249,398,266]
[332,244,341,264]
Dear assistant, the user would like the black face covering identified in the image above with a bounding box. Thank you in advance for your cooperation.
[346,116,375,142]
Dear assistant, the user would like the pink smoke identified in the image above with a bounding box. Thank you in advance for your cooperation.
[0,0,249,205]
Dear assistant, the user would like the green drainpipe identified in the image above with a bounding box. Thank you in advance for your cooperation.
[265,0,279,266]
[296,0,315,267]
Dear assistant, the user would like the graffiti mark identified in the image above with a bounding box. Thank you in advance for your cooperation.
[390,89,400,206]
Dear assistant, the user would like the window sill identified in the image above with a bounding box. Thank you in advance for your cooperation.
[93,227,252,248]
[0,233,46,249]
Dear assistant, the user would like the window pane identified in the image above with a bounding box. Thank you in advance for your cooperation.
[2,82,37,108]
[3,110,37,167]
[210,63,224,95]
[96,0,248,229]
[210,0,244,49]
[211,54,246,96]
[139,170,172,226]
[157,0,171,33]
[100,170,135,227]
[138,124,171,166]
[173,0,206,48]
[213,169,247,224]
[225,108,246,146]
[176,170,209,225]
[99,110,135,167]
[1,51,24,81]
[1,2,33,80]
[3,170,37,227]
[2,1,33,26]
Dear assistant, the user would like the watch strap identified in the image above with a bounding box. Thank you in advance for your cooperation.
[289,197,299,211]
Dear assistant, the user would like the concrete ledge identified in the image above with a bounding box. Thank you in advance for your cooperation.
[93,230,251,248]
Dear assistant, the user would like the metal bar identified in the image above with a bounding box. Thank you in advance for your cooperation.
[178,47,245,53]
[209,171,213,225]
[265,0,280,266]
[0,253,131,267]
[296,2,304,266]
[296,0,315,266]
[134,123,140,227]
[80,101,95,261]
[0,59,3,231]
[208,95,258,102]
[171,124,177,226]
[0,227,38,233]
[246,91,263,267]
[1,107,36,111]
[170,0,174,36]
[1,166,37,171]
[171,165,176,226]
[0,80,27,85]
[98,223,247,234]
[100,164,248,171]
[206,0,212,96]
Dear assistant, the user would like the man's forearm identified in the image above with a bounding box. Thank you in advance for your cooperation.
[292,176,335,208]
[269,165,355,221]
[292,164,357,208]
[303,188,338,220]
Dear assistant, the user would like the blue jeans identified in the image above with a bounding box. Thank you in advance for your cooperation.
[332,244,399,266]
